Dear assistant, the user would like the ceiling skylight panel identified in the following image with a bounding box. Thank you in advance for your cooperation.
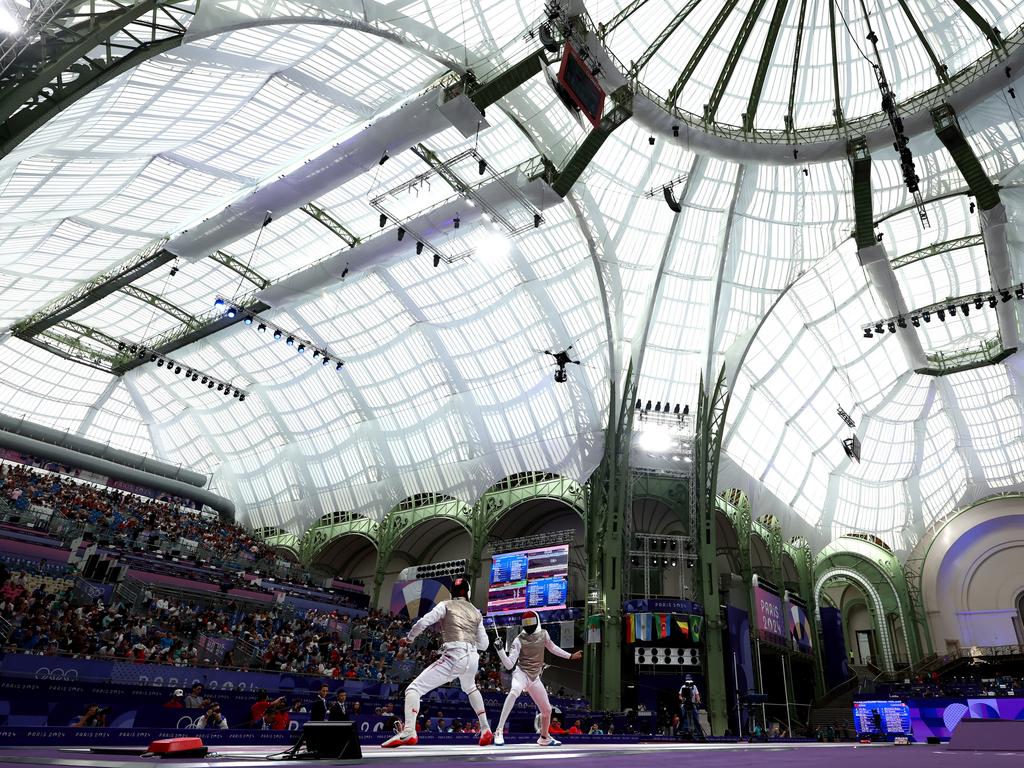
[677,3,750,125]
[714,11,775,128]
[754,0,805,129]
[289,282,414,357]
[207,22,335,65]
[854,418,916,482]
[895,244,990,305]
[791,11,838,128]
[220,210,339,281]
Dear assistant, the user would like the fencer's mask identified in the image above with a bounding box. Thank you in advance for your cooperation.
[522,610,540,634]
[451,575,471,600]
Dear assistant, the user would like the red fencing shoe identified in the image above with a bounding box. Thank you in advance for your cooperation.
[382,733,418,748]
[479,730,494,747]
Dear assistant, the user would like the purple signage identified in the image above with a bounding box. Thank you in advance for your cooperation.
[907,697,1024,741]
[753,586,785,645]
[785,596,813,653]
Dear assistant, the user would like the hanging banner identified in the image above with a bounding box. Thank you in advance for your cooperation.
[389,577,453,620]
[690,614,703,643]
[785,594,813,654]
[753,585,786,645]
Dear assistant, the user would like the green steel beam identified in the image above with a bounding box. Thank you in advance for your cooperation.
[10,239,172,338]
[931,106,1001,210]
[553,88,632,197]
[669,0,741,109]
[891,234,984,269]
[467,48,545,110]
[209,250,271,290]
[947,0,1004,50]
[744,0,792,131]
[598,0,654,39]
[893,0,950,84]
[0,0,194,160]
[300,203,360,248]
[707,0,770,123]
[828,0,843,126]
[120,284,198,328]
[25,333,114,373]
[629,0,704,76]
[55,319,124,353]
[785,0,810,131]
[849,138,875,249]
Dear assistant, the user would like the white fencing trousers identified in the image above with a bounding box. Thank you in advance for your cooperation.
[496,668,552,734]
[407,643,480,696]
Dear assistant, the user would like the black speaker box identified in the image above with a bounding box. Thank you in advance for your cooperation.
[297,721,362,759]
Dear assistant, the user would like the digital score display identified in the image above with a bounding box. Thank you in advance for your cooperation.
[487,544,569,616]
[853,700,911,735]
[557,43,605,128]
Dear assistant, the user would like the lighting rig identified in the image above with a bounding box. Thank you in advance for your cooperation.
[862,284,1024,338]
[864,28,929,227]
[635,398,690,422]
[213,296,345,371]
[116,341,249,401]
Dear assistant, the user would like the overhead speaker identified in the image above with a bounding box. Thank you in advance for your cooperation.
[294,721,362,759]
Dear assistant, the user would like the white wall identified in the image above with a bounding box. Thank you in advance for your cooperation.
[956,610,1020,646]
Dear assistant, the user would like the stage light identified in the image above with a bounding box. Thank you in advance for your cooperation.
[297,344,306,354]
[214,297,225,308]
[201,376,208,384]
[897,316,906,328]
[672,125,679,137]
[644,400,652,411]
[397,227,405,241]
[874,322,883,334]
[208,381,214,388]
[174,366,181,374]
[648,136,655,146]
[226,307,237,318]
[863,328,873,338]
[911,316,920,327]
[335,361,344,370]
[477,229,511,260]
[170,266,178,277]
[192,373,199,381]
[0,7,21,34]
[217,383,223,391]
[312,349,320,359]
[239,394,246,402]
[937,309,945,321]
[534,213,542,228]
[683,404,689,416]
[962,303,970,316]
[1017,284,1024,300]
[989,295,998,308]
[379,213,387,228]
[157,359,164,367]
[433,253,441,268]
[1004,289,1014,302]
[243,315,253,325]
[635,399,642,410]
[416,241,424,255]
[274,329,282,340]
[948,305,957,316]
[655,401,661,412]
[976,298,984,310]
[322,357,331,366]
[379,150,389,165]
[673,403,680,415]
[258,323,266,332]
[453,214,460,230]
[233,389,240,398]
[478,158,487,175]
[286,336,295,346]
[923,311,931,322]
[638,424,673,453]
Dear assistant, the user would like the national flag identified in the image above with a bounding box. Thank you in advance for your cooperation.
[656,613,670,639]
[625,613,636,643]
[676,615,689,638]
[691,614,703,643]
[586,614,601,644]
[636,613,653,642]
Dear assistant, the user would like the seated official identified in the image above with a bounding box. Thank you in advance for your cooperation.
[195,704,228,729]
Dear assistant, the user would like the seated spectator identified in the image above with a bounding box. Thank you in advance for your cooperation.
[196,703,228,729]
[290,699,307,714]
[184,683,204,709]
[437,718,450,733]
[549,717,567,735]
[569,719,583,734]
[264,701,289,731]
[73,704,108,728]
[250,691,285,726]
[588,723,603,735]
[164,689,185,708]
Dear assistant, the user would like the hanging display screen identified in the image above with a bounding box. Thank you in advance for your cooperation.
[487,545,569,615]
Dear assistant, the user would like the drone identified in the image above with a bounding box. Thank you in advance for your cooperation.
[545,347,580,383]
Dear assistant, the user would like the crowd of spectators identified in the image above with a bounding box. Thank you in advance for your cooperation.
[0,568,502,689]
[882,671,1023,699]
[1,461,275,562]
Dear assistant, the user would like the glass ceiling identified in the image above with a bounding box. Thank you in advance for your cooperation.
[2,0,1024,553]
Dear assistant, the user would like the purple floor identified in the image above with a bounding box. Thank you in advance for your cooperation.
[0,742,1021,768]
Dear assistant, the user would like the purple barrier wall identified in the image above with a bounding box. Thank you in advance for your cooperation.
[124,568,274,602]
[0,537,70,563]
[907,697,1024,742]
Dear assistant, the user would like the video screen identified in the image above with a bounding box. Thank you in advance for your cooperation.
[487,545,569,616]
[853,700,911,735]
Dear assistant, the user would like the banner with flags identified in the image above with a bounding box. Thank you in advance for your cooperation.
[625,613,636,643]
[690,613,703,643]
[656,613,670,639]
[676,615,689,639]
[586,614,601,644]
[635,612,653,642]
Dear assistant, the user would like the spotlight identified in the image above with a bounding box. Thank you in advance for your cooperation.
[258,323,266,332]
[887,321,896,333]
[312,349,320,359]
[379,150,389,165]
[297,344,306,354]
[322,356,331,366]
[923,311,931,322]
[534,213,542,228]
[397,227,405,241]
[243,315,253,325]
[989,295,998,308]
[948,305,956,316]
[644,400,652,411]
[453,214,460,230]
[239,394,246,402]
[185,369,192,377]
[274,329,283,340]
[433,253,441,268]
[672,125,679,138]
[416,241,424,255]
[335,361,344,370]
[1017,284,1024,300]
[874,322,883,334]
[379,213,387,228]
[897,316,907,328]
[201,376,208,384]
[1001,290,1012,302]
[217,383,223,391]
[174,366,181,374]
[208,381,214,388]
[170,266,178,277]
[192,373,199,381]
[635,399,642,410]
[683,404,689,416]
[937,308,945,321]
[478,158,487,175]
[286,336,295,346]
[911,316,920,327]
[226,307,237,318]
[214,298,225,308]
[117,342,125,351]
[975,298,984,310]
[233,389,240,398]
[157,359,164,367]
[648,136,655,146]
[962,303,970,316]
[970,201,976,214]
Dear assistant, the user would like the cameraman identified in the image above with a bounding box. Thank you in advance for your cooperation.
[196,703,229,730]
[73,704,109,728]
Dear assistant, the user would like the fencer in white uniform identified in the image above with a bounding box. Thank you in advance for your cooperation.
[382,576,494,748]
[493,610,582,746]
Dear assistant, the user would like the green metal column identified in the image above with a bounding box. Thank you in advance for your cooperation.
[372,513,403,609]
[695,366,732,734]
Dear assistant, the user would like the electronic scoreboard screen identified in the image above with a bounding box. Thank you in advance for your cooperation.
[487,544,569,616]
[852,700,911,736]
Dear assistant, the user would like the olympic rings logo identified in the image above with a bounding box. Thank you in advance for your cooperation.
[33,668,79,681]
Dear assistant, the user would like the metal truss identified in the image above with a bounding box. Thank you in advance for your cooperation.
[0,0,196,160]
[209,251,271,290]
[300,202,361,248]
[120,284,197,328]
[890,234,985,269]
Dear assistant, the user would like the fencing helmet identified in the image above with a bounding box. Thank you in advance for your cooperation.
[451,575,471,600]
[522,610,541,634]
